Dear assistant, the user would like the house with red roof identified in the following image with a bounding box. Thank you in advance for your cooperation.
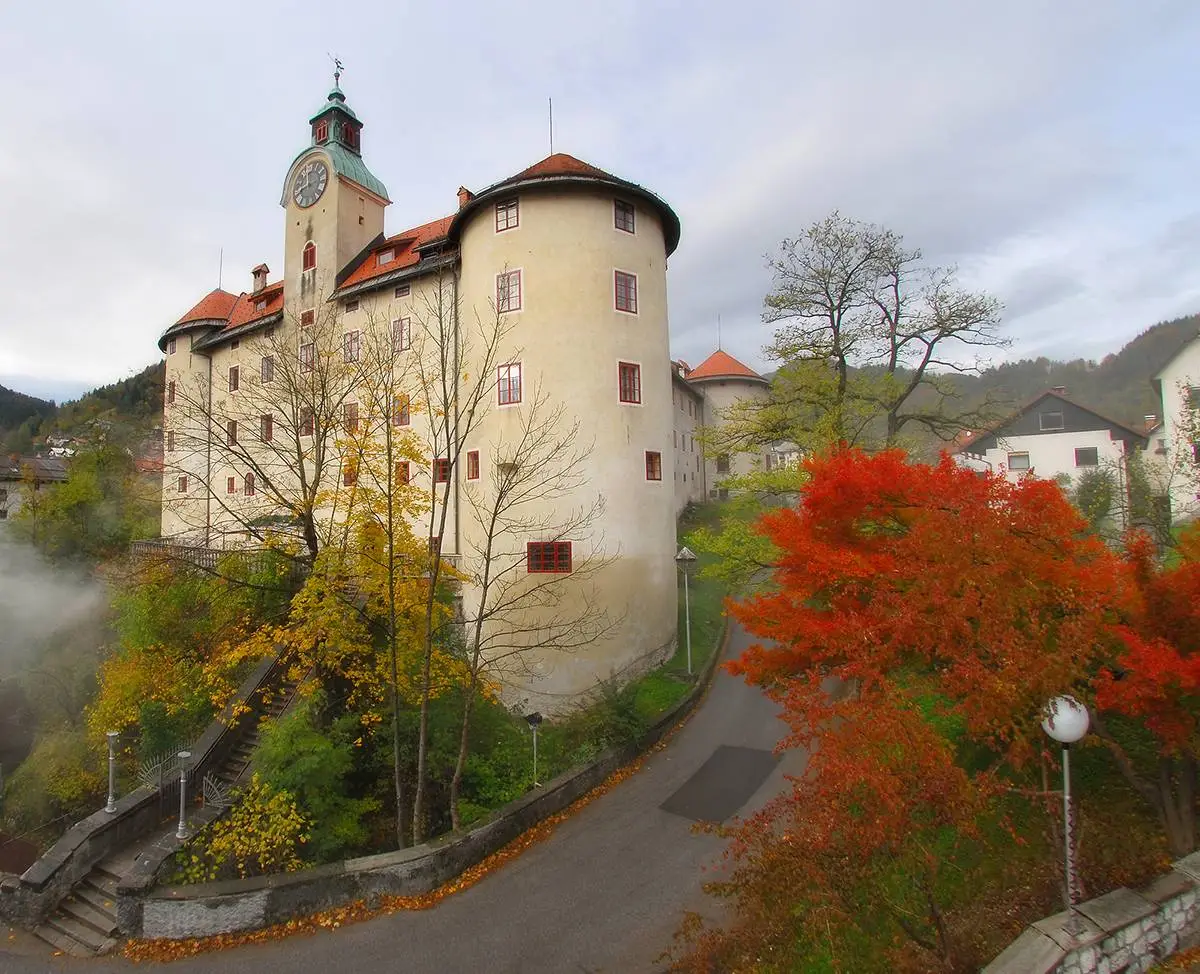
[156,76,697,708]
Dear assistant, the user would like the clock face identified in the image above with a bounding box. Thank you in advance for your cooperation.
[292,160,329,208]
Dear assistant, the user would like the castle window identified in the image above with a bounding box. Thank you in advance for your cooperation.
[261,355,274,383]
[299,343,315,373]
[645,451,662,481]
[344,401,359,433]
[255,300,266,312]
[393,395,410,427]
[343,460,358,487]
[395,461,410,484]
[527,541,571,574]
[344,330,361,363]
[618,362,641,404]
[244,472,256,496]
[498,363,522,405]
[496,270,522,312]
[716,454,730,474]
[377,248,395,266]
[231,339,240,349]
[467,450,480,480]
[300,408,314,437]
[260,414,273,442]
[227,477,236,494]
[615,271,638,314]
[302,242,316,272]
[166,431,175,453]
[395,284,411,298]
[178,476,188,492]
[300,310,315,328]
[495,199,519,232]
[167,380,176,404]
[393,317,411,350]
[167,338,177,355]
[344,298,360,313]
[433,458,451,483]
[227,420,238,446]
[228,365,239,392]
[315,120,328,142]
[614,199,635,233]
[344,125,358,150]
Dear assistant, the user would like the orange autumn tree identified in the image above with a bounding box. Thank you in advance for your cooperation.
[1094,525,1200,856]
[728,449,1131,763]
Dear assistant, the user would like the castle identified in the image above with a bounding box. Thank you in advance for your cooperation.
[158,79,771,706]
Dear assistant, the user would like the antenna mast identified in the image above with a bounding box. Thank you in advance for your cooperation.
[548,97,554,155]
[218,248,223,289]
[717,313,722,351]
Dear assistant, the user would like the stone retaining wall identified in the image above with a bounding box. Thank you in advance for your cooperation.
[984,851,1200,974]
[0,654,284,929]
[120,623,728,941]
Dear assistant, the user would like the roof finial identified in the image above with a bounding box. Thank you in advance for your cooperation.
[717,313,722,351]
[329,53,344,88]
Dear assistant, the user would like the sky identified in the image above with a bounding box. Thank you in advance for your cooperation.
[2,1,1199,402]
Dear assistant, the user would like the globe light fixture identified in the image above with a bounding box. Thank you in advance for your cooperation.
[1042,695,1090,936]
[675,546,699,676]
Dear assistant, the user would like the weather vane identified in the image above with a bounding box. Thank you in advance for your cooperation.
[329,53,344,87]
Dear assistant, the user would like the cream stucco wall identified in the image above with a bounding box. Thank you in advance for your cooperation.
[671,373,706,512]
[692,375,771,496]
[456,188,677,709]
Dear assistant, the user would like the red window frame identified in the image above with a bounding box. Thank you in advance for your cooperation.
[395,284,411,298]
[261,355,274,383]
[495,198,519,232]
[244,472,256,496]
[645,451,662,481]
[227,420,238,446]
[299,342,315,373]
[496,270,522,312]
[226,476,236,494]
[433,458,451,483]
[614,199,635,233]
[395,461,410,484]
[527,541,572,574]
[315,120,328,142]
[167,380,175,404]
[178,476,188,492]
[618,362,641,404]
[228,365,239,392]
[166,430,175,453]
[467,450,480,480]
[393,317,411,350]
[615,271,638,314]
[343,461,358,487]
[344,401,359,433]
[260,414,273,442]
[498,363,522,405]
[344,330,361,363]
[167,338,177,355]
[300,309,315,328]
[300,409,314,437]
[393,394,410,427]
[302,242,316,271]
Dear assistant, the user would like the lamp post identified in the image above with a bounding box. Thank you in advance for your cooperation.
[675,546,699,676]
[1042,695,1090,937]
[175,751,192,840]
[525,712,543,788]
[104,731,118,814]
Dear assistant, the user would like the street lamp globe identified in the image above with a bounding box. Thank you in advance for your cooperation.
[1042,695,1089,744]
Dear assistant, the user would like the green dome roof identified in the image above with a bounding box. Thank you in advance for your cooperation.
[309,86,359,123]
[281,143,389,204]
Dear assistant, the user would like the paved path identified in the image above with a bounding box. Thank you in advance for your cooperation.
[2,621,800,973]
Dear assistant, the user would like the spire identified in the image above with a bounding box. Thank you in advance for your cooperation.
[309,68,363,156]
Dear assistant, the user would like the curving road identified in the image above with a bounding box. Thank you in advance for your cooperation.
[3,621,801,974]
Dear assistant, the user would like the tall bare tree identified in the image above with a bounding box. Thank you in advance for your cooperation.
[448,384,618,829]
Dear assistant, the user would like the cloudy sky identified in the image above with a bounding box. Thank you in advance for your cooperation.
[2,1,1198,401]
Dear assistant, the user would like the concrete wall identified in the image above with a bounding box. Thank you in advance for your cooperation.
[984,853,1200,974]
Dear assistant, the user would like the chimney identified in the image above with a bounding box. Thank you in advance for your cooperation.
[456,186,474,210]
[1051,385,1067,396]
[251,263,269,293]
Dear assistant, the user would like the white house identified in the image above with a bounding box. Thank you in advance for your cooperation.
[1149,330,1200,524]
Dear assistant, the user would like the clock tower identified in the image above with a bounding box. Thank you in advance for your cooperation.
[280,78,389,315]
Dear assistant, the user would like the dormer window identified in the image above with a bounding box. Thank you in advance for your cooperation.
[302,242,316,272]
[315,120,328,142]
[255,300,266,312]
[377,248,395,266]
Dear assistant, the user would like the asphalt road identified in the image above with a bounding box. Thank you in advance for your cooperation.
[3,620,800,974]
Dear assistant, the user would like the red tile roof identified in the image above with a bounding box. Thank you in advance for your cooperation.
[505,153,615,183]
[226,280,284,329]
[337,215,455,292]
[686,350,764,381]
[174,288,238,326]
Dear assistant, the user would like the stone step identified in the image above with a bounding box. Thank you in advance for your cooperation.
[34,920,96,958]
[75,882,118,917]
[84,871,119,899]
[44,911,111,954]
[58,893,117,938]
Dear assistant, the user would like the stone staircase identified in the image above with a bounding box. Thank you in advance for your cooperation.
[32,668,305,956]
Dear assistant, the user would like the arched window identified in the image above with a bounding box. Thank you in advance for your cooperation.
[302,242,316,272]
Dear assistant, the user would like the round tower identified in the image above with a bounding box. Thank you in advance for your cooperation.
[449,153,682,709]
